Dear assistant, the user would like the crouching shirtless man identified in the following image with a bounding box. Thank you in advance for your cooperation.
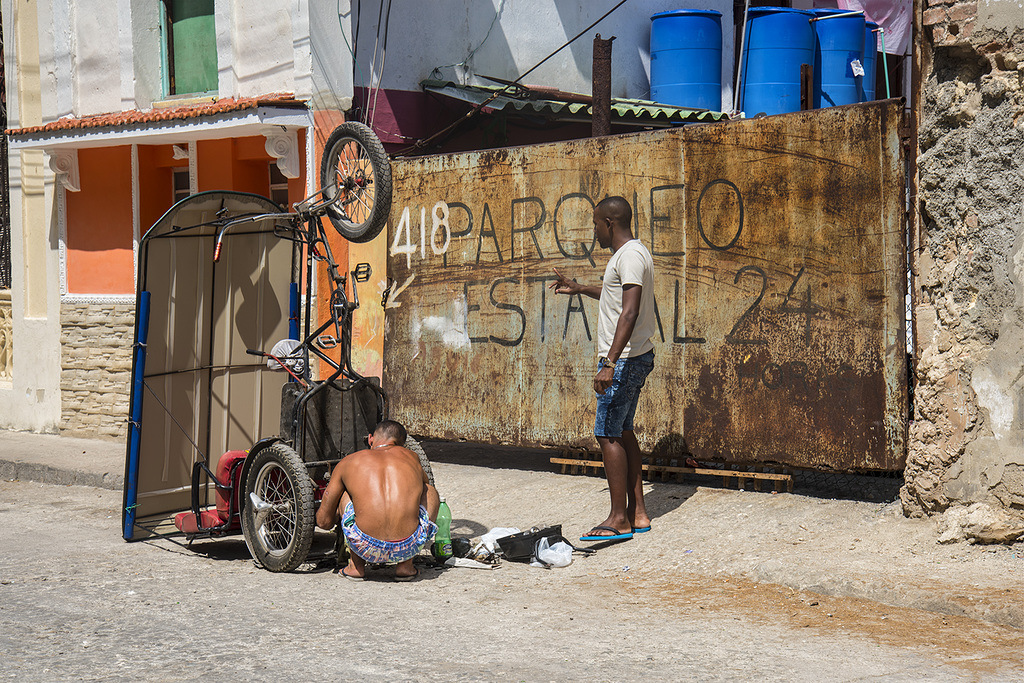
[316,420,440,581]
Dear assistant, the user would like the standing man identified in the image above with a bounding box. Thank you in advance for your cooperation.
[551,196,657,542]
[316,420,440,581]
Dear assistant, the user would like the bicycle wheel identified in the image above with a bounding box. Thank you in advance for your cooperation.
[319,121,392,243]
[241,443,315,572]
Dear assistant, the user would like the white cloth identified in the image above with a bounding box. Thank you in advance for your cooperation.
[597,239,656,359]
[267,338,304,373]
[836,0,912,55]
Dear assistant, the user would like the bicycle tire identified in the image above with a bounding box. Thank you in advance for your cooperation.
[405,435,435,488]
[319,121,392,243]
[241,443,315,572]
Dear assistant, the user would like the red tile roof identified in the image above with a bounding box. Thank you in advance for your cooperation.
[7,94,307,136]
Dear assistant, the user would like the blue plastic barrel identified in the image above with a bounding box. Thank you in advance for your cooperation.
[650,9,722,111]
[862,21,878,101]
[812,9,866,108]
[739,7,815,116]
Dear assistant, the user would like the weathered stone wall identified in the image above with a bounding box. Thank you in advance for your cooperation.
[60,302,134,441]
[903,1,1024,543]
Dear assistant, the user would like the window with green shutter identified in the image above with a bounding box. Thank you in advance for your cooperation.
[161,0,217,97]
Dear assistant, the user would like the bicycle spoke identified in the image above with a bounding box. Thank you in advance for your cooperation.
[346,188,374,214]
[254,463,300,551]
[337,143,357,176]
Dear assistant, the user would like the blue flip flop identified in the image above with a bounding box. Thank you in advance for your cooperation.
[632,525,652,534]
[579,525,633,542]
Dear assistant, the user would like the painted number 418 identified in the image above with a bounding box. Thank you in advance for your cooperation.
[391,201,451,268]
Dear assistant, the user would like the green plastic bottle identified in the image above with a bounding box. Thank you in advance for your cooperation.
[432,498,452,561]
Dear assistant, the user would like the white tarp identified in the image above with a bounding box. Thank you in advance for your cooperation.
[837,0,913,55]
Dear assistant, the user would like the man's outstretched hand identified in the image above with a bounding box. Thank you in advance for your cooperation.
[549,268,580,295]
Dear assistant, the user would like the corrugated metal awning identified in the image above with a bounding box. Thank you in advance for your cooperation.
[421,79,728,126]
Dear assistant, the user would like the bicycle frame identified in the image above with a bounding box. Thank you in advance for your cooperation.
[123,187,383,542]
[124,122,395,572]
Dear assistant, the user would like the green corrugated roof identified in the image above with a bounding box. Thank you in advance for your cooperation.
[421,79,728,124]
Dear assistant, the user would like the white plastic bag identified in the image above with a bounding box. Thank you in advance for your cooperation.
[479,527,520,553]
[531,537,573,568]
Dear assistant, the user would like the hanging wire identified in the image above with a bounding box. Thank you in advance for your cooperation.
[369,0,394,132]
[346,0,386,127]
[429,0,507,84]
[337,0,367,97]
[302,0,364,150]
[397,0,632,156]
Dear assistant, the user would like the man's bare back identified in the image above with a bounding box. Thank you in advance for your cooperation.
[318,444,428,540]
[315,421,440,580]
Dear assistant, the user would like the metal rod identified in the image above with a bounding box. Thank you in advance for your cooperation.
[204,233,217,470]
[732,0,751,115]
[800,63,813,110]
[879,28,891,98]
[809,10,864,22]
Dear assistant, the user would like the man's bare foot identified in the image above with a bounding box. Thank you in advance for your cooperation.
[394,559,418,581]
[580,526,634,540]
[631,515,652,531]
[579,518,633,540]
[340,563,365,580]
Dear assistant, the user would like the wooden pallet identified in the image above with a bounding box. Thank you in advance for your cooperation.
[550,455,794,493]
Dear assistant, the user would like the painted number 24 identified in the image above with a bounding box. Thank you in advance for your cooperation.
[391,201,451,268]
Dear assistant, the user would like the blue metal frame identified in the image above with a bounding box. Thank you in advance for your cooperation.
[123,291,151,540]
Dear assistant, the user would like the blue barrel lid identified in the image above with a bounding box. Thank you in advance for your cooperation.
[747,7,815,17]
[651,9,722,20]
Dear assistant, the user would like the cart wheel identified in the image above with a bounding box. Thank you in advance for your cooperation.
[406,436,435,487]
[319,122,392,243]
[241,443,315,572]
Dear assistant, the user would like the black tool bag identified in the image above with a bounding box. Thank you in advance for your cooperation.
[496,525,594,562]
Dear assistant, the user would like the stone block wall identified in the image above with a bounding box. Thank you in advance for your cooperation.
[60,301,134,441]
[923,1,979,45]
[903,3,1024,542]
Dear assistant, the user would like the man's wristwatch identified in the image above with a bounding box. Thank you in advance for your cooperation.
[598,356,615,370]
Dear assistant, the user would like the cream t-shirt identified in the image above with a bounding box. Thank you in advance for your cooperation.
[597,239,656,358]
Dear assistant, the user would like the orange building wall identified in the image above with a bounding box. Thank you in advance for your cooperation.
[312,111,351,376]
[65,147,135,294]
[309,113,388,382]
[137,144,186,239]
[196,135,307,202]
[65,134,308,295]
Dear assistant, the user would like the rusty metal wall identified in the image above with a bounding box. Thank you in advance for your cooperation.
[383,100,906,471]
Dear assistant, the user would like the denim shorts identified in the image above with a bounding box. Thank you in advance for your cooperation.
[594,350,654,438]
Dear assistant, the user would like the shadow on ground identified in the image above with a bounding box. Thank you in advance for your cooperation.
[418,439,903,504]
[419,440,562,473]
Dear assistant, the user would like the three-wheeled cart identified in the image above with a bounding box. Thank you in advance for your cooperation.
[121,124,430,571]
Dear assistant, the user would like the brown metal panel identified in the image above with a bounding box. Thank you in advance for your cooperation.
[133,193,293,523]
[383,100,906,471]
[677,101,906,470]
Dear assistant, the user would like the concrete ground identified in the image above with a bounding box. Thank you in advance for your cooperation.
[1,428,1023,638]
[5,477,1023,681]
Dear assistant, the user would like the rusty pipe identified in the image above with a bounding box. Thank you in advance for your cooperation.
[592,33,614,137]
